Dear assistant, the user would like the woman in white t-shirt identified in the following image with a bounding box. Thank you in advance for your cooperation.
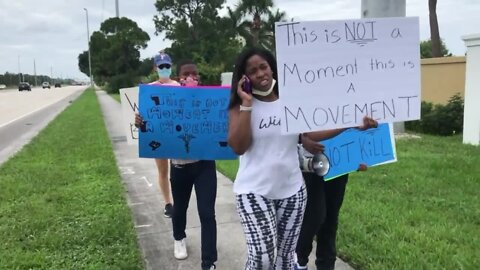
[227,48,376,270]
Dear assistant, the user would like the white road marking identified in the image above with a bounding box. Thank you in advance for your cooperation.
[140,176,153,187]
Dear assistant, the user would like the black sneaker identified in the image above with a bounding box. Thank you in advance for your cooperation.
[164,203,173,218]
[202,264,216,270]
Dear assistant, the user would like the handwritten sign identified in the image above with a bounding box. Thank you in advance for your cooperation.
[138,84,237,160]
[321,123,396,180]
[275,17,420,134]
[119,87,140,145]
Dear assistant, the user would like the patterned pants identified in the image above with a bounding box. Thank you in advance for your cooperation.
[236,185,307,270]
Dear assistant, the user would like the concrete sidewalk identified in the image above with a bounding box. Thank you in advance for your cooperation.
[96,90,354,270]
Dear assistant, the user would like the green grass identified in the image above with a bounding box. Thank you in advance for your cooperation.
[216,160,239,180]
[0,89,143,269]
[110,93,121,102]
[216,134,480,270]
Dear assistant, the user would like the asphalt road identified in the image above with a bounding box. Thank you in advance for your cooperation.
[0,85,85,164]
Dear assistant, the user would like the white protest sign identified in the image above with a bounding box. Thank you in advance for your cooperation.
[275,17,420,134]
[119,87,139,145]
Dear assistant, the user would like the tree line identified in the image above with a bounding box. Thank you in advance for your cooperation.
[78,0,288,93]
[0,72,73,87]
[78,0,450,93]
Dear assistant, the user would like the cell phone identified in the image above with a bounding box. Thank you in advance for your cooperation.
[242,77,252,94]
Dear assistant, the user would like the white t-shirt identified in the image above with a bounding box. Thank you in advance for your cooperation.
[149,80,197,165]
[233,98,302,199]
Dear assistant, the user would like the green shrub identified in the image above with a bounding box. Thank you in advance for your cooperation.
[405,101,434,132]
[406,93,464,136]
[106,72,139,94]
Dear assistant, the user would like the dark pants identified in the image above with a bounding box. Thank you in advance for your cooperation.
[170,160,217,269]
[296,173,349,270]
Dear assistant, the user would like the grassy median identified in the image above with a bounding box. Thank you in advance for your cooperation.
[0,89,143,269]
[216,134,479,270]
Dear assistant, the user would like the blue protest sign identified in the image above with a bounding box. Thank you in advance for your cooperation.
[322,123,396,180]
[138,84,237,160]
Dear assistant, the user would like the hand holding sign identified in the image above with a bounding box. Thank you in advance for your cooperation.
[301,133,325,154]
[357,116,379,131]
[138,84,237,160]
[134,113,143,128]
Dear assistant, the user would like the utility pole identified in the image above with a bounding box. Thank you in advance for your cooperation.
[18,55,21,83]
[361,0,406,18]
[50,66,53,84]
[84,8,94,87]
[115,0,119,17]
[34,59,37,86]
[361,0,406,134]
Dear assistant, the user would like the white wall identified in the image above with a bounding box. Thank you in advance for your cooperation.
[462,34,480,146]
[221,72,233,86]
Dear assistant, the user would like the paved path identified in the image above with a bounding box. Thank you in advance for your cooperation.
[96,90,354,270]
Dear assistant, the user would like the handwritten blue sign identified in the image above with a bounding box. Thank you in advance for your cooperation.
[138,84,237,160]
[322,123,395,180]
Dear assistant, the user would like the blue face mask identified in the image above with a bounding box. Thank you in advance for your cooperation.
[157,68,171,79]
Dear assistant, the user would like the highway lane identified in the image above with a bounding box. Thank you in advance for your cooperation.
[0,85,86,164]
[0,85,85,128]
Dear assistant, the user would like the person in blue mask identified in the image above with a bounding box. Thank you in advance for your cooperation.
[135,58,218,269]
[140,51,180,218]
[152,51,179,86]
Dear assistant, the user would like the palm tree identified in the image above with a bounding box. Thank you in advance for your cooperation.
[263,8,287,53]
[227,5,253,46]
[238,0,273,46]
[429,0,441,57]
[227,1,287,51]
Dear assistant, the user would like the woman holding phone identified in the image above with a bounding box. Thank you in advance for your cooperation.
[227,47,376,269]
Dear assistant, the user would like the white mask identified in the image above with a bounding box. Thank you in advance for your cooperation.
[252,79,276,97]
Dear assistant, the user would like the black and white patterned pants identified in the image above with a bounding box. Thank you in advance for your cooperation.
[236,185,307,270]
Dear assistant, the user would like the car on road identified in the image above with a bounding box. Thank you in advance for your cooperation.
[54,83,61,88]
[18,82,31,91]
[42,82,51,89]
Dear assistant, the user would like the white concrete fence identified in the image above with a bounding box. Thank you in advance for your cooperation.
[462,34,480,146]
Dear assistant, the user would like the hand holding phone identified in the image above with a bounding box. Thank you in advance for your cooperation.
[237,75,253,107]
[242,76,252,94]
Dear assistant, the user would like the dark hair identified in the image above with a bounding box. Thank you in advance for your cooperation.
[228,47,279,109]
[176,59,195,75]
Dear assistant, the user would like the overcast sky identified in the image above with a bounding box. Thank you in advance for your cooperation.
[0,0,478,81]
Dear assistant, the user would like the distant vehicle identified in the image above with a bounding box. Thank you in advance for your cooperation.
[54,83,61,88]
[18,82,31,91]
[42,82,51,89]
[0,84,6,89]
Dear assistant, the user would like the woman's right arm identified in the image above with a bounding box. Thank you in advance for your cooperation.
[228,106,252,155]
[227,75,253,155]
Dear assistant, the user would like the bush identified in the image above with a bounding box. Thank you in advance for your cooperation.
[406,93,464,136]
[405,101,434,132]
[106,72,139,94]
